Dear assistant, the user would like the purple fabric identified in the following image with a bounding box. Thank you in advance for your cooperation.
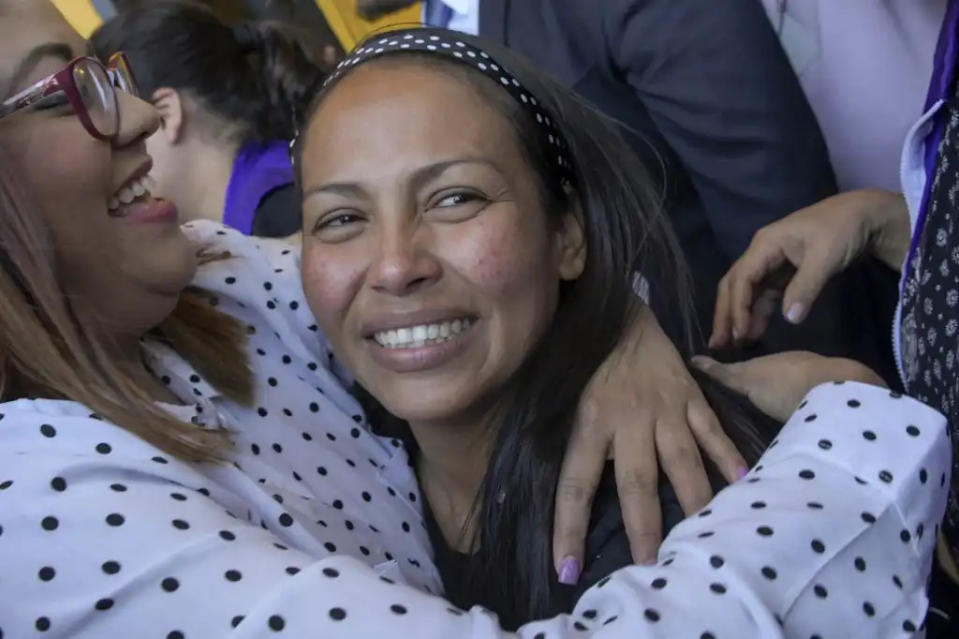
[223,141,295,235]
[906,0,959,293]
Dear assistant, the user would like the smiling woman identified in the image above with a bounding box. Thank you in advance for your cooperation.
[292,28,947,630]
[295,35,780,626]
[0,2,249,458]
[0,6,951,638]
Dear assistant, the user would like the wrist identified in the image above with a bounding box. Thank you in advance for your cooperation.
[863,190,910,270]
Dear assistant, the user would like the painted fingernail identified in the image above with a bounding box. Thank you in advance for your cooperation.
[736,466,749,481]
[786,303,805,324]
[641,558,657,566]
[558,556,581,585]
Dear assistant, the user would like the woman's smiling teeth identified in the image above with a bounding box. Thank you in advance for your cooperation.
[107,175,156,215]
[373,318,475,349]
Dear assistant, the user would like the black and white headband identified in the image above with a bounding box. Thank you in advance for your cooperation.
[296,27,576,188]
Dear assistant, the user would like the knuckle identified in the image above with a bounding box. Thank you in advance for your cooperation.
[662,442,700,468]
[752,225,777,245]
[627,530,661,544]
[691,411,724,436]
[556,478,593,504]
[617,470,657,497]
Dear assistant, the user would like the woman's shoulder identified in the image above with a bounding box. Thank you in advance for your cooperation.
[1,397,95,420]
[182,220,302,301]
[0,397,199,466]
[179,221,350,378]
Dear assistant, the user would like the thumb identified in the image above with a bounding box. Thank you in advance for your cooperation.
[691,356,748,395]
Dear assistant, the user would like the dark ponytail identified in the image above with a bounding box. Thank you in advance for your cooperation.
[92,0,332,144]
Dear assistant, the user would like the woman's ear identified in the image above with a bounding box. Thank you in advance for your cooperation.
[556,190,587,281]
[151,87,185,145]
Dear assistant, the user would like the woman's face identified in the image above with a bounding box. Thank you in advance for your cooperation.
[0,1,196,338]
[300,62,584,425]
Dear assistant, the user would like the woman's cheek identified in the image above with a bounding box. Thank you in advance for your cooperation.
[446,214,552,296]
[302,243,366,332]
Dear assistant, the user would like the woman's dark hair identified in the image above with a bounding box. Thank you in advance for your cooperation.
[92,0,331,144]
[297,32,775,629]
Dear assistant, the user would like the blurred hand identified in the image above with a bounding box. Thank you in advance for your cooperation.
[692,352,886,423]
[710,189,911,349]
[553,306,746,580]
[356,0,417,21]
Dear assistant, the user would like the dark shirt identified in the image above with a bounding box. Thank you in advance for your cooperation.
[418,372,775,625]
[423,464,696,614]
[223,140,301,238]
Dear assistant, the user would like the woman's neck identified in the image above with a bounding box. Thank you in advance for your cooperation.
[181,138,239,224]
[411,414,496,553]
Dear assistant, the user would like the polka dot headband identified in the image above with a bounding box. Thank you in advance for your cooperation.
[310,28,576,187]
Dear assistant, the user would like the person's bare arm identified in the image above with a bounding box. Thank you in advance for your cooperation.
[711,189,910,348]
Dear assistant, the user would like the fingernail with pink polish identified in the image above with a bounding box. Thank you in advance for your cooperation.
[736,466,749,481]
[558,556,581,585]
[786,303,805,324]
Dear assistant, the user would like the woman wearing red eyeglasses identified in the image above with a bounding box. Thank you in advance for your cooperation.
[0,2,948,638]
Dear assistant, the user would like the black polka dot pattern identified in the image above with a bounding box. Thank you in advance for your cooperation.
[558,380,950,639]
[0,227,949,637]
[0,224,446,636]
[314,28,576,187]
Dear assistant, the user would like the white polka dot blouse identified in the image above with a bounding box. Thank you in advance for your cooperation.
[0,222,949,638]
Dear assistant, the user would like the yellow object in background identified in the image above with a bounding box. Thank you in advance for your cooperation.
[315,0,421,51]
[51,0,104,37]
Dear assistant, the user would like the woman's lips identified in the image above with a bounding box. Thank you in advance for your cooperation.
[366,318,477,373]
[115,197,179,225]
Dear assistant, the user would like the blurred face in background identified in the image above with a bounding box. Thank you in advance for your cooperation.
[299,61,585,428]
[0,0,196,338]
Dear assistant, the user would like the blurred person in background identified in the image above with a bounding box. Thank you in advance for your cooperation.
[710,2,959,633]
[352,0,892,374]
[760,0,947,194]
[93,0,334,237]
[751,2,950,385]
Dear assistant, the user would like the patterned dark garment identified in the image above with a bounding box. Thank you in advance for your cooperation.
[901,78,959,563]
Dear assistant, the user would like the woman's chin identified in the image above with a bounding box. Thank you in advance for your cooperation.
[374,388,469,426]
[138,246,198,298]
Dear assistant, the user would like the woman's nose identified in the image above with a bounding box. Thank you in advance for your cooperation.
[367,226,442,296]
[113,92,160,148]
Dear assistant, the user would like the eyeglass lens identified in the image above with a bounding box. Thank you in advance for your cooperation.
[109,55,139,97]
[73,60,117,138]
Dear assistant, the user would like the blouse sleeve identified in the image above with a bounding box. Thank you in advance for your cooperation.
[286,382,949,639]
[0,381,947,638]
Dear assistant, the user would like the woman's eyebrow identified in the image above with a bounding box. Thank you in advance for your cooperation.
[2,42,74,100]
[302,158,500,201]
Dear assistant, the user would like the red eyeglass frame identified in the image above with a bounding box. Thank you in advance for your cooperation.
[0,52,138,141]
